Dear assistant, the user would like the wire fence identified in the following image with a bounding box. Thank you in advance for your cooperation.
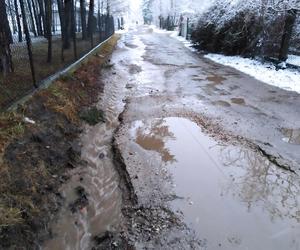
[0,0,120,111]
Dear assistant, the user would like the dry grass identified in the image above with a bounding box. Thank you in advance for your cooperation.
[0,112,24,155]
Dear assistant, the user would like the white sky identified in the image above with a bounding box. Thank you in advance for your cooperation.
[128,0,143,22]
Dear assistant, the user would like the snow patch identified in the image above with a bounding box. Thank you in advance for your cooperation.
[287,55,300,67]
[170,31,197,52]
[205,54,300,94]
[24,117,36,124]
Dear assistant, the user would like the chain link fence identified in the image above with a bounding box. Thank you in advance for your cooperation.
[0,0,118,111]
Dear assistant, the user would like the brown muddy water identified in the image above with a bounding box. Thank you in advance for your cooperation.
[42,123,124,250]
[131,117,300,250]
[42,38,129,249]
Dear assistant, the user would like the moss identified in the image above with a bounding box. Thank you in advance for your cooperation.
[80,107,106,125]
[59,73,75,82]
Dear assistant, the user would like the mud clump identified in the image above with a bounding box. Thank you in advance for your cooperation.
[281,128,300,145]
[212,100,231,107]
[231,98,246,105]
[69,186,89,213]
[92,231,134,250]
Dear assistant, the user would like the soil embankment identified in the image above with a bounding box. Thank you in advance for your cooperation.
[0,35,119,249]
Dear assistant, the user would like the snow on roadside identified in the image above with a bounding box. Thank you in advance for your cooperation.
[170,31,197,52]
[151,25,300,94]
[287,55,300,67]
[205,54,300,94]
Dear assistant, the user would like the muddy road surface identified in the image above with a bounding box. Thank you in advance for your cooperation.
[43,26,300,249]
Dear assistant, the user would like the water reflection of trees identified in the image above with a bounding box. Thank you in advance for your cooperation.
[220,146,300,222]
[135,119,176,163]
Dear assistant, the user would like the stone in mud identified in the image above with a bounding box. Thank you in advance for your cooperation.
[92,231,134,250]
[126,84,134,89]
[69,186,89,213]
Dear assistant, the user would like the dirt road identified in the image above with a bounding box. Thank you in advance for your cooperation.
[44,26,300,249]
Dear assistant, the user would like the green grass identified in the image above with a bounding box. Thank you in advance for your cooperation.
[79,107,106,125]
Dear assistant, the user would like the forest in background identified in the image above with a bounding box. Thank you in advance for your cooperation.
[0,0,128,109]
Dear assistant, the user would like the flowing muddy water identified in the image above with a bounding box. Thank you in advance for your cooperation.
[130,117,300,250]
[42,37,132,249]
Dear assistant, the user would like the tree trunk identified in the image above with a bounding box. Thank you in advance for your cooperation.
[37,0,46,35]
[70,0,77,59]
[278,9,297,62]
[45,0,52,62]
[87,0,94,37]
[97,10,101,41]
[27,0,37,36]
[14,0,23,42]
[52,6,56,33]
[32,0,42,35]
[63,0,72,49]
[80,0,87,39]
[19,0,37,86]
[56,0,66,59]
[8,0,17,33]
[0,0,13,76]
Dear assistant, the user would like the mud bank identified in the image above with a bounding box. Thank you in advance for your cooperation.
[0,35,119,249]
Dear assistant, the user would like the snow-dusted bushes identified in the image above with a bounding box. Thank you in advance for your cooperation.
[290,16,300,54]
[191,0,299,59]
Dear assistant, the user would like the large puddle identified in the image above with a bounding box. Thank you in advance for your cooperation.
[131,117,300,250]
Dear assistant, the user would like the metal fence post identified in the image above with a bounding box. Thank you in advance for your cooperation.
[19,0,37,88]
[71,0,77,59]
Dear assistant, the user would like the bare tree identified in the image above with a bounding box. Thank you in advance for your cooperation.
[70,0,77,58]
[8,0,17,34]
[37,0,46,35]
[19,0,37,86]
[27,0,37,36]
[278,9,297,61]
[32,0,43,35]
[14,0,23,42]
[87,0,94,37]
[63,0,72,49]
[45,0,52,62]
[80,0,87,39]
[0,0,13,76]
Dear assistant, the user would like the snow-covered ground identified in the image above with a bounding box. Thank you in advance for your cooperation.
[287,55,300,67]
[205,54,300,94]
